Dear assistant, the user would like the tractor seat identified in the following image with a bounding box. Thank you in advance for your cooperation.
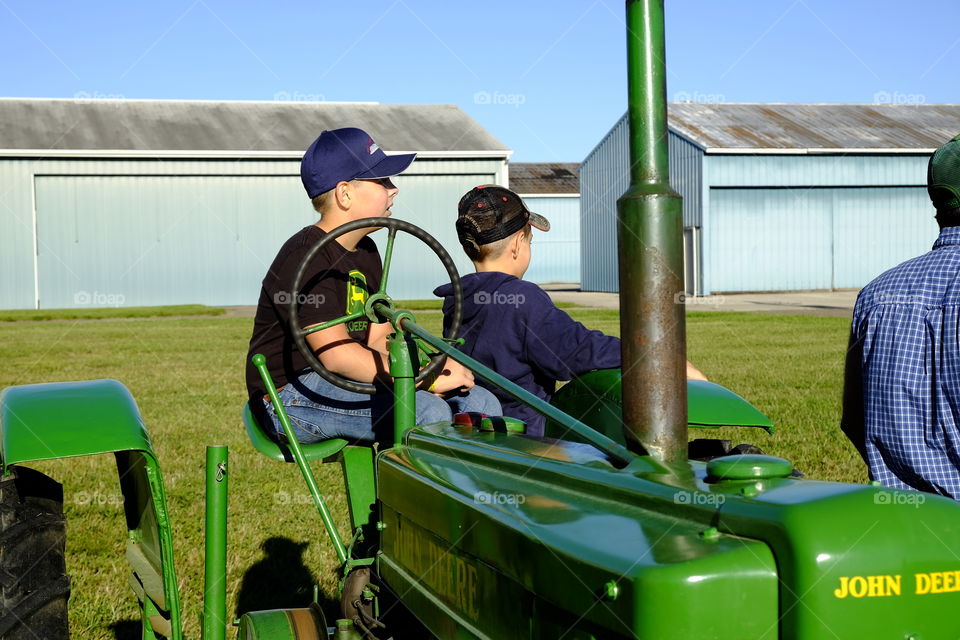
[242,402,348,463]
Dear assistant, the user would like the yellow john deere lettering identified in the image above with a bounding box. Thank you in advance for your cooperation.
[346,270,369,333]
[833,574,901,598]
[834,570,960,598]
[915,570,960,595]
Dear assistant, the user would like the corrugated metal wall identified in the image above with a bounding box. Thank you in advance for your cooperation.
[580,114,703,292]
[708,188,834,291]
[669,133,703,228]
[580,116,629,292]
[387,168,502,300]
[708,154,929,187]
[0,157,506,309]
[833,187,936,287]
[34,174,309,307]
[0,160,38,309]
[702,154,932,293]
[518,195,580,283]
[707,185,935,292]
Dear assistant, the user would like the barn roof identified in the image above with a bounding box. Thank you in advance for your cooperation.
[667,102,960,152]
[0,98,508,157]
[509,162,579,194]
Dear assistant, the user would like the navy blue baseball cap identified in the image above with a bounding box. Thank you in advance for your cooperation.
[300,127,416,199]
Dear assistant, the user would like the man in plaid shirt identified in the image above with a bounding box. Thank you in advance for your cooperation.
[842,134,960,498]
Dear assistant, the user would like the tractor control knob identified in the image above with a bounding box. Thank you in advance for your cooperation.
[706,454,794,481]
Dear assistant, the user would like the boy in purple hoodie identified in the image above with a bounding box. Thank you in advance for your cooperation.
[434,185,706,437]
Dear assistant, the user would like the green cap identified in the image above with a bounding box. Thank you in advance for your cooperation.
[928,133,960,211]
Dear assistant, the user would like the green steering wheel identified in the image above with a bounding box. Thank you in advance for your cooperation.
[289,217,464,395]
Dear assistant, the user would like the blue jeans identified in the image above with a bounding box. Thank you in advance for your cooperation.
[263,370,502,444]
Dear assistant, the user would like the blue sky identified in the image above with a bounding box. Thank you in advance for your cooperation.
[2,0,958,161]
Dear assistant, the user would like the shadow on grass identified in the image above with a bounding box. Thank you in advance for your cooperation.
[108,536,336,639]
[109,620,142,639]
[235,536,338,620]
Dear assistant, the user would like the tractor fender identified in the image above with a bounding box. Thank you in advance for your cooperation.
[0,379,183,639]
[549,369,774,446]
[0,379,156,468]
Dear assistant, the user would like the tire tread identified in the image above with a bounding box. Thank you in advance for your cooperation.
[0,467,70,640]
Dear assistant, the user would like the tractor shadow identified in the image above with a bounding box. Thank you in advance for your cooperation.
[109,620,142,639]
[109,536,339,638]
[235,536,339,620]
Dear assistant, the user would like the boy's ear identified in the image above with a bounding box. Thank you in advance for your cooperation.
[334,181,351,210]
[511,231,524,259]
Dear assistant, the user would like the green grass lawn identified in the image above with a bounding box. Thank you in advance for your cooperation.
[0,304,225,322]
[0,309,860,638]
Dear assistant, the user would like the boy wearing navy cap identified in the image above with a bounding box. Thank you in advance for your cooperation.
[434,185,706,437]
[246,128,500,444]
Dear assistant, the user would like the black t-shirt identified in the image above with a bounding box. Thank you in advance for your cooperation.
[245,225,383,399]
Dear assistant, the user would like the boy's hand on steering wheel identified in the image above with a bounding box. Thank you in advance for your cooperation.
[427,358,475,395]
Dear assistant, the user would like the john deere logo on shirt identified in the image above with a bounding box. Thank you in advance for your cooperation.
[346,270,369,333]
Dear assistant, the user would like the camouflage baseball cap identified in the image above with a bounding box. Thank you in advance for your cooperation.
[928,134,960,211]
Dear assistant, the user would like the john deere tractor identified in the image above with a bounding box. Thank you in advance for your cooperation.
[3,2,960,639]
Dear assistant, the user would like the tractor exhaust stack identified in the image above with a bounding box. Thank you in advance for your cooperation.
[617,0,688,462]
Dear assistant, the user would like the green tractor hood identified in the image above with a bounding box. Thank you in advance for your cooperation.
[377,425,960,639]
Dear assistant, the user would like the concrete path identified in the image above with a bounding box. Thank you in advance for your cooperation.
[222,286,860,319]
[541,284,858,318]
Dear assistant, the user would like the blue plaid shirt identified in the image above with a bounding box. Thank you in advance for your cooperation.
[845,226,960,498]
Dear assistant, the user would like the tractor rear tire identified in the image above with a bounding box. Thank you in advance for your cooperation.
[0,466,70,640]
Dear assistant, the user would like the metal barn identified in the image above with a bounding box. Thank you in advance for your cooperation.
[0,98,510,309]
[580,103,960,295]
[508,162,580,284]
